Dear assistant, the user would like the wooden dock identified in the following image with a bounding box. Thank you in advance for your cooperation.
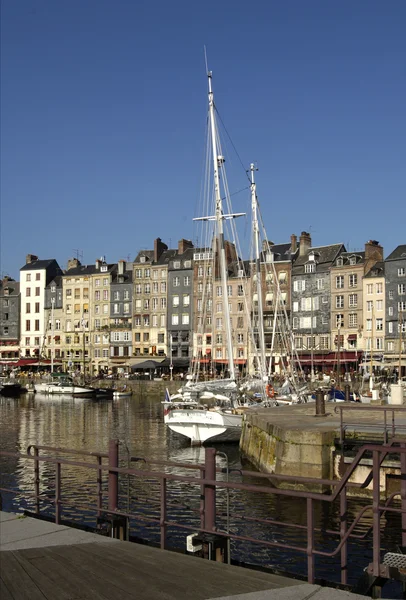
[0,512,366,599]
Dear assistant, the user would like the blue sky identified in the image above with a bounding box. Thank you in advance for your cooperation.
[1,0,405,279]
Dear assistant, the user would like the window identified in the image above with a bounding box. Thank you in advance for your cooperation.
[182,314,189,325]
[292,317,298,329]
[102,278,108,286]
[113,291,120,301]
[398,268,405,277]
[95,279,100,287]
[279,271,287,283]
[349,257,356,266]
[35,320,40,331]
[143,316,150,326]
[216,318,222,328]
[160,314,166,327]
[26,274,31,281]
[25,320,31,332]
[399,301,406,311]
[398,284,406,295]
[293,301,299,312]
[376,338,383,350]
[143,299,150,310]
[144,268,151,278]
[160,298,166,309]
[183,294,190,306]
[123,303,129,313]
[216,302,222,313]
[135,332,141,342]
[216,286,222,297]
[307,336,315,349]
[227,285,232,297]
[336,276,344,289]
[184,276,190,286]
[237,302,243,312]
[387,341,394,351]
[388,306,393,316]
[348,294,357,308]
[316,279,324,290]
[173,277,180,287]
[367,284,373,294]
[336,314,344,328]
[367,301,373,312]
[2,326,8,335]
[349,274,357,287]
[95,290,100,301]
[95,305,100,314]
[388,322,393,334]
[320,337,329,350]
[366,319,372,331]
[26,287,31,297]
[376,300,383,311]
[237,333,244,343]
[376,318,383,331]
[172,314,179,325]
[102,349,109,358]
[83,288,89,299]
[348,313,358,327]
[152,315,158,327]
[114,303,119,314]
[26,303,31,313]
[336,295,344,309]
[305,263,315,273]
[293,280,305,292]
[173,295,179,307]
[143,332,149,342]
[216,333,222,344]
[237,317,243,328]
[144,284,150,294]
[134,316,141,326]
[376,282,383,294]
[103,290,109,300]
[389,290,394,299]
[161,282,167,293]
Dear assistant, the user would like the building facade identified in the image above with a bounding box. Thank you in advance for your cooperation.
[109,260,133,372]
[0,277,20,369]
[385,245,406,377]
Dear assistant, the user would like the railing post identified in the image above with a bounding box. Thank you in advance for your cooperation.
[306,497,315,584]
[97,455,103,518]
[160,476,167,550]
[200,467,205,531]
[33,446,40,515]
[401,443,406,548]
[204,448,216,532]
[108,439,119,513]
[339,407,344,446]
[383,410,388,444]
[340,489,348,585]
[372,449,381,577]
[55,462,61,525]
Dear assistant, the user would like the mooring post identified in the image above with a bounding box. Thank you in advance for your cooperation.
[344,384,350,403]
[204,448,216,532]
[97,455,103,519]
[315,388,325,416]
[160,476,167,550]
[108,439,119,513]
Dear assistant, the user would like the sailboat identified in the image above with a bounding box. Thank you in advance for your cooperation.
[163,70,251,444]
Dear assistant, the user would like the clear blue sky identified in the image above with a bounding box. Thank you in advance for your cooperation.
[1,0,405,279]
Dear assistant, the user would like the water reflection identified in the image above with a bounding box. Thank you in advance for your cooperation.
[0,393,402,596]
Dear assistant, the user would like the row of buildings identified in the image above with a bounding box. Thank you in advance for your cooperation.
[0,233,405,377]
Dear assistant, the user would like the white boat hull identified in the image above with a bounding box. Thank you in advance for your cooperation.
[164,407,242,444]
[34,382,94,396]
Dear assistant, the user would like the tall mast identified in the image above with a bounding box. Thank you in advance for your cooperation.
[250,164,266,379]
[207,72,235,380]
[50,297,55,373]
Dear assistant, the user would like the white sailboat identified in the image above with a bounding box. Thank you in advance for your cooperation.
[163,70,248,444]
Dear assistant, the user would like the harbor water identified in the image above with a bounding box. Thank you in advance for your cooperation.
[0,391,402,597]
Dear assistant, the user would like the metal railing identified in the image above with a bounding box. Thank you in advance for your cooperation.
[1,440,405,587]
[335,404,406,446]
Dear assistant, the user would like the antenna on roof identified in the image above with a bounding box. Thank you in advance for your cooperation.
[126,255,131,262]
[72,249,83,261]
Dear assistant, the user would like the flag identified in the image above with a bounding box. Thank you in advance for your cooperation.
[165,388,171,403]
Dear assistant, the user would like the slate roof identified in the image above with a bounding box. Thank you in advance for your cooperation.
[0,280,20,296]
[134,250,154,263]
[364,261,385,279]
[111,270,133,284]
[333,251,366,265]
[261,242,295,263]
[64,264,117,277]
[20,259,60,272]
[292,244,345,274]
[157,249,178,265]
[385,245,406,261]
[46,275,63,288]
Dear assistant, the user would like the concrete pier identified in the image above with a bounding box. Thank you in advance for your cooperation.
[240,403,406,493]
[0,511,367,599]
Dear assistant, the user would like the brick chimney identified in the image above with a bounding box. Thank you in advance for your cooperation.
[118,260,125,275]
[154,238,168,262]
[26,254,38,264]
[364,240,384,274]
[178,239,194,255]
[95,259,100,269]
[299,232,312,257]
[290,234,297,253]
[67,258,81,270]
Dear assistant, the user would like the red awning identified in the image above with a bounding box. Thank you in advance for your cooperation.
[348,334,357,340]
[15,359,37,366]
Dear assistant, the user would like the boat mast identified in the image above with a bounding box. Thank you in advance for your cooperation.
[50,297,55,374]
[250,164,266,380]
[208,71,235,380]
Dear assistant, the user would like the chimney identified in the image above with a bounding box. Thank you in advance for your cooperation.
[178,239,194,255]
[118,260,125,275]
[154,237,168,262]
[364,240,384,274]
[95,259,100,269]
[299,232,312,257]
[67,258,81,270]
[262,240,274,252]
[26,254,38,265]
[290,234,297,253]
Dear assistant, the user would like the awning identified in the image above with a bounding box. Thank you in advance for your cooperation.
[348,334,357,340]
[212,359,246,365]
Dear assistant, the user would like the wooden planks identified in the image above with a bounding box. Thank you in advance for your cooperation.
[1,541,299,600]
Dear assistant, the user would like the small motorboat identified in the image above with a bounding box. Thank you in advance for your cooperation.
[113,385,132,398]
[0,383,27,397]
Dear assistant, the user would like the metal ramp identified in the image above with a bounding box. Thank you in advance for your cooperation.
[353,551,406,598]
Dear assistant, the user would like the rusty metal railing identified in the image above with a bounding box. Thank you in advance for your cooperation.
[0,440,405,588]
[334,404,406,446]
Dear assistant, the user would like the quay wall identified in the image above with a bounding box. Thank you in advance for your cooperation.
[240,406,403,497]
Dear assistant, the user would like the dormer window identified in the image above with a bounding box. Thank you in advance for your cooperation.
[100,265,108,272]
[266,252,273,263]
[173,261,181,269]
[308,252,316,262]
[336,257,343,267]
[349,256,356,266]
[140,256,146,263]
[51,285,56,293]
[305,263,315,273]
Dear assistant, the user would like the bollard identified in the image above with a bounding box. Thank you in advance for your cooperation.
[315,389,326,416]
[344,384,350,403]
